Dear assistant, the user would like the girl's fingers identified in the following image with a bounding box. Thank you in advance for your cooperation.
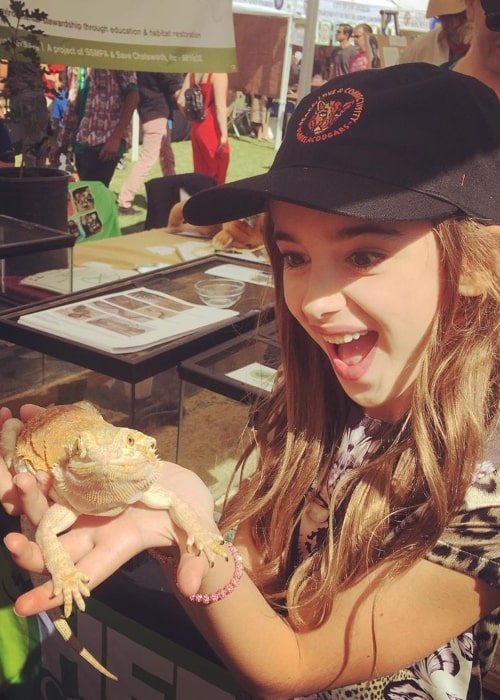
[19,404,45,422]
[0,476,20,516]
[0,406,13,425]
[14,579,60,617]
[0,404,46,516]
[176,551,210,598]
[4,531,45,572]
[5,526,138,616]
[12,473,50,525]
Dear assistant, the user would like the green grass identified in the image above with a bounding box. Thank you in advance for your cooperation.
[110,134,276,234]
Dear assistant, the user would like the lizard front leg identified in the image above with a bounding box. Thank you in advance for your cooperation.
[35,502,90,617]
[141,483,227,565]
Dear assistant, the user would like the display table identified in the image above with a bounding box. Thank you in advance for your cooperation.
[0,256,275,423]
[73,228,215,276]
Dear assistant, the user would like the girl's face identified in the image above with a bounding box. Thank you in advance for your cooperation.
[270,201,444,422]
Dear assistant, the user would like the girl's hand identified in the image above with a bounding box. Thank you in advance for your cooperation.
[5,461,217,616]
[0,405,217,616]
[0,404,48,517]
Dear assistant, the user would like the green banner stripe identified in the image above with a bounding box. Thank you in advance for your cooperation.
[0,29,237,72]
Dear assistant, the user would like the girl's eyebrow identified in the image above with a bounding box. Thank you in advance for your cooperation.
[337,224,401,239]
[273,224,402,243]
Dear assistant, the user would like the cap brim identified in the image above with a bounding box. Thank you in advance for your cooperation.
[183,167,458,225]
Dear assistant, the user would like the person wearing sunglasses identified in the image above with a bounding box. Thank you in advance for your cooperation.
[454,0,500,98]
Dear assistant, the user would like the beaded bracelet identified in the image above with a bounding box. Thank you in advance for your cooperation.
[189,542,243,605]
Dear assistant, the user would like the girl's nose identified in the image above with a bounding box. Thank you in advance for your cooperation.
[301,273,347,321]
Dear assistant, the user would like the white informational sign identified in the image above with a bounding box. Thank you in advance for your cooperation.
[293,0,428,33]
[0,0,237,71]
[233,0,295,15]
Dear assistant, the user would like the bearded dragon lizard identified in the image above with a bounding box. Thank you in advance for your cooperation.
[0,400,227,680]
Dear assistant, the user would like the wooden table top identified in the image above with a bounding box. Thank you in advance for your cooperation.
[73,228,215,275]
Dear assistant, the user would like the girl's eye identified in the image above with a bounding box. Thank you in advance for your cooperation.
[281,251,306,268]
[349,251,384,269]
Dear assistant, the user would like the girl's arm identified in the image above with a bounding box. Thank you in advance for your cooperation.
[3,448,500,700]
[167,525,500,699]
[212,73,228,151]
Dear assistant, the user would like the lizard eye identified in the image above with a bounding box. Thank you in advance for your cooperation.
[127,435,135,447]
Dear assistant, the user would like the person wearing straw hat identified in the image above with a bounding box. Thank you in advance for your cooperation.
[455,0,500,97]
[399,0,471,65]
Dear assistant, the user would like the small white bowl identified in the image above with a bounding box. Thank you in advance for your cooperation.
[194,278,246,308]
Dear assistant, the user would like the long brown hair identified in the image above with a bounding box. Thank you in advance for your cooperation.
[220,217,499,629]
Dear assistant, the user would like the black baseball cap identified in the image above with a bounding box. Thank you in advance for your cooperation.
[184,63,500,226]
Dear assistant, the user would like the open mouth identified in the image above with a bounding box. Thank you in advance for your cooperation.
[326,330,378,367]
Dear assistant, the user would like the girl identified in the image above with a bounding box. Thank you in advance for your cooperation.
[1,63,499,699]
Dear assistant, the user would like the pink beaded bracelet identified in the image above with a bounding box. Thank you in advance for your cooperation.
[189,542,243,605]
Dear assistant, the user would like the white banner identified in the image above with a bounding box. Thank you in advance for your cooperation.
[298,0,428,31]
[235,0,429,32]
[0,0,237,71]
[232,0,294,15]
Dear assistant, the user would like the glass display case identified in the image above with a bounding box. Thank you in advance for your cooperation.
[176,322,280,463]
[0,255,275,426]
[0,214,76,309]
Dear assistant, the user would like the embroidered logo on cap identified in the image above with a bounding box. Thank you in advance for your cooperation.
[297,87,364,144]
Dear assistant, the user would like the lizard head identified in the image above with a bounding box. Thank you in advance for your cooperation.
[52,426,163,511]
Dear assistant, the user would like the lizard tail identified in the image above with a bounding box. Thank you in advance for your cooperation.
[53,617,118,681]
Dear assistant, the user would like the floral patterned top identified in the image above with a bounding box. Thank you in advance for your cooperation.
[296,405,500,700]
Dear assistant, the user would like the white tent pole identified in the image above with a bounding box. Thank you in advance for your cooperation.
[297,0,319,102]
[274,12,294,150]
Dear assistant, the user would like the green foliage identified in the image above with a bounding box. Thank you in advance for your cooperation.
[0,0,47,64]
[0,0,48,173]
[0,1,47,59]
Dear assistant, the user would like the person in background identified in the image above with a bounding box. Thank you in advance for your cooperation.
[399,0,471,65]
[177,72,229,185]
[250,94,272,142]
[2,64,499,700]
[289,49,302,86]
[42,64,66,110]
[117,71,183,215]
[46,67,68,169]
[369,33,382,68]
[350,24,373,72]
[55,68,138,187]
[331,24,358,77]
[454,0,500,97]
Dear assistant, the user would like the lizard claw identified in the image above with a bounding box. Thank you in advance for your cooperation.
[52,567,91,617]
[185,532,228,566]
